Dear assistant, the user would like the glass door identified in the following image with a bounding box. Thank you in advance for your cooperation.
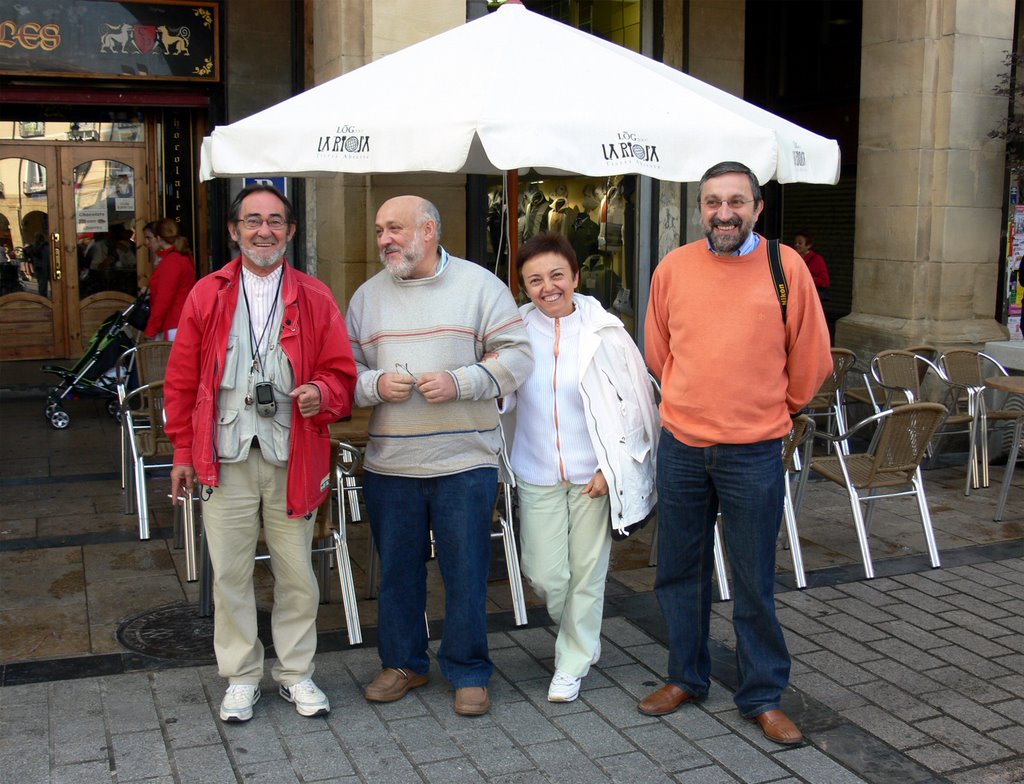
[0,140,150,360]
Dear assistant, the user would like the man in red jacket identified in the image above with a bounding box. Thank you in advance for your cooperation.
[165,184,356,723]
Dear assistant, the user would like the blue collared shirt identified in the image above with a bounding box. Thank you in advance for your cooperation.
[706,232,760,256]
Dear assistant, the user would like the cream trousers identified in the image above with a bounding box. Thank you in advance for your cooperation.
[517,478,611,677]
[202,449,318,687]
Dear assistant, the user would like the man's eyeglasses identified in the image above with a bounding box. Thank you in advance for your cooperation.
[239,215,289,230]
[700,197,755,211]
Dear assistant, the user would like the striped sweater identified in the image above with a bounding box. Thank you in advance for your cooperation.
[346,254,533,477]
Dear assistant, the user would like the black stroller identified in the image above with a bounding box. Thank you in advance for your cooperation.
[41,293,150,429]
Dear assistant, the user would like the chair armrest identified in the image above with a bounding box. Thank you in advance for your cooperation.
[812,406,894,443]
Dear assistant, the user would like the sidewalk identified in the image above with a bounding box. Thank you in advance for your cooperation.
[1,360,1023,783]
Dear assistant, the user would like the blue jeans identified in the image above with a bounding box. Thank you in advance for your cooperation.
[654,429,789,717]
[363,468,497,688]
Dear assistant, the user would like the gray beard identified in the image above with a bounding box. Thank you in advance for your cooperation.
[243,246,286,268]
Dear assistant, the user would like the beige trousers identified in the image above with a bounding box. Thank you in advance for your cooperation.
[517,479,611,677]
[201,450,318,687]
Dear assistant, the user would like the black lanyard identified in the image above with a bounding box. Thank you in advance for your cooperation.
[241,269,283,377]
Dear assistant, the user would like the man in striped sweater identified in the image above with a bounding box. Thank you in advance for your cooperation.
[346,195,533,717]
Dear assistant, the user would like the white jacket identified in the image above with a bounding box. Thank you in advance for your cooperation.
[505,294,659,536]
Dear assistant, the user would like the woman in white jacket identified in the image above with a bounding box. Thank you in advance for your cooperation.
[505,232,659,703]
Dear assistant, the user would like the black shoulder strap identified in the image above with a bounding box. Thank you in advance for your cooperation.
[767,239,788,324]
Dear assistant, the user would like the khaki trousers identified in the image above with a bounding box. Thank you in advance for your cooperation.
[517,478,611,677]
[202,450,318,687]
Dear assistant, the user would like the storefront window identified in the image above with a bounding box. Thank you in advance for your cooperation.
[0,119,144,143]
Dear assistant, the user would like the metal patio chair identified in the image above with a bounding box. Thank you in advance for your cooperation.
[120,380,174,540]
[939,349,1021,496]
[810,401,947,579]
[804,348,856,454]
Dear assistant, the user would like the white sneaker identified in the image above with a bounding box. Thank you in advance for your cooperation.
[279,678,330,717]
[548,670,582,703]
[591,639,601,666]
[220,684,260,722]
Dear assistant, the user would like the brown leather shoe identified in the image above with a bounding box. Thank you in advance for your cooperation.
[637,684,699,716]
[365,668,429,703]
[454,686,490,716]
[751,709,803,745]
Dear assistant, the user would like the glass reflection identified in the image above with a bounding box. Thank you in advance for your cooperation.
[0,156,50,298]
[74,160,137,299]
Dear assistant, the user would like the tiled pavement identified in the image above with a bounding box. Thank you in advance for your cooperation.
[1,361,1023,783]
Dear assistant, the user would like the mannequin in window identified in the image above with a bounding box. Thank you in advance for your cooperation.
[520,187,550,243]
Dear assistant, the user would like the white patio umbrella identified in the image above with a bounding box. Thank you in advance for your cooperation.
[199,2,840,186]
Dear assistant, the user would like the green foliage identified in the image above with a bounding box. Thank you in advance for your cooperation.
[990,51,1024,176]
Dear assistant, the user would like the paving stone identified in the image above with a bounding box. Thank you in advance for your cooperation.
[805,630,882,663]
[695,734,788,784]
[991,697,1024,724]
[660,703,734,741]
[947,757,1024,784]
[160,703,222,748]
[110,728,173,780]
[236,759,301,783]
[347,742,422,784]
[774,606,832,637]
[823,597,899,625]
[387,715,462,765]
[457,724,535,777]
[626,642,668,674]
[621,722,711,772]
[666,765,739,784]
[219,718,287,766]
[860,658,945,696]
[887,587,959,615]
[862,637,947,671]
[781,630,819,656]
[419,758,488,784]
[814,613,891,642]
[914,715,1016,764]
[848,680,941,722]
[935,610,1018,640]
[598,616,656,648]
[926,665,1017,705]
[166,743,237,784]
[50,760,114,784]
[578,684,659,730]
[933,626,1016,658]
[874,619,950,651]
[917,691,1013,733]
[491,698,565,745]
[526,739,613,784]
[508,627,557,659]
[772,745,869,784]
[100,674,161,735]
[903,742,972,774]
[282,729,356,779]
[838,704,928,750]
[835,579,906,606]
[490,645,552,683]
[928,644,1013,679]
[989,724,1024,756]
[552,710,636,759]
[597,750,682,784]
[881,601,955,631]
[941,591,1016,620]
[796,651,874,686]
[789,671,870,711]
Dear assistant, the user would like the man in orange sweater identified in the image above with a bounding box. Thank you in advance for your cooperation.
[639,161,832,745]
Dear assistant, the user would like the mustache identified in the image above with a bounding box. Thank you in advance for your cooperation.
[711,217,742,229]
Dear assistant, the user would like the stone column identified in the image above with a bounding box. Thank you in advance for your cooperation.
[309,0,467,307]
[835,0,1013,356]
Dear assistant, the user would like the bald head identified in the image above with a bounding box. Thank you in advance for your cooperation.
[375,195,442,279]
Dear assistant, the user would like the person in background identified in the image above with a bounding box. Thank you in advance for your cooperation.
[640,161,832,745]
[165,184,357,723]
[346,195,533,717]
[503,231,658,703]
[143,218,196,340]
[793,230,830,302]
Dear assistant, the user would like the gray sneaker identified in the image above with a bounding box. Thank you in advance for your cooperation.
[220,684,260,722]
[279,678,330,717]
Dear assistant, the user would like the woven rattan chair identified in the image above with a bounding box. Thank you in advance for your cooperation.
[805,348,856,454]
[810,402,947,579]
[939,349,1021,495]
[843,345,939,420]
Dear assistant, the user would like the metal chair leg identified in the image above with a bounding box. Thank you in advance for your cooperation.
[995,416,1023,522]
[782,479,807,589]
[496,483,527,625]
[848,489,876,579]
[333,530,362,645]
[912,468,941,569]
[713,515,730,601]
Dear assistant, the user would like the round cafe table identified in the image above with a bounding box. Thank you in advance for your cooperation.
[985,376,1024,521]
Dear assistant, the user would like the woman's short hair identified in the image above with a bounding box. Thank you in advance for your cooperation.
[516,231,579,277]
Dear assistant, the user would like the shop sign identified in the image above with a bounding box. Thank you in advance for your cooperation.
[0,0,219,82]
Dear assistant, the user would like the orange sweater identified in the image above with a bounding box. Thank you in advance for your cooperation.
[644,236,832,447]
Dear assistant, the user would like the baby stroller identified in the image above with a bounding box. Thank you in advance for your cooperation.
[41,293,150,429]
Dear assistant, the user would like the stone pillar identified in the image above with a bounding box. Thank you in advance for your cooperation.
[309,0,466,307]
[835,0,1013,357]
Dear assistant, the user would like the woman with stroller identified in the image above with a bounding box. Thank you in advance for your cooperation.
[503,232,659,703]
[142,219,196,341]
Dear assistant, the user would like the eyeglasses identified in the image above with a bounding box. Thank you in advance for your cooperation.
[701,197,755,211]
[239,215,289,230]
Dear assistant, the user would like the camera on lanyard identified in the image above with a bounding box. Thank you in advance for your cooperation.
[254,381,277,418]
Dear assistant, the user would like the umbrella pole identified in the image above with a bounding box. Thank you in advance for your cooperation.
[508,169,519,298]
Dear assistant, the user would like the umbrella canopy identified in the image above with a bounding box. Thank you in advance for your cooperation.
[200,3,840,185]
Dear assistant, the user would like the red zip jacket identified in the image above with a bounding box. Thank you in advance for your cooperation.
[164,257,357,518]
[144,247,196,338]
